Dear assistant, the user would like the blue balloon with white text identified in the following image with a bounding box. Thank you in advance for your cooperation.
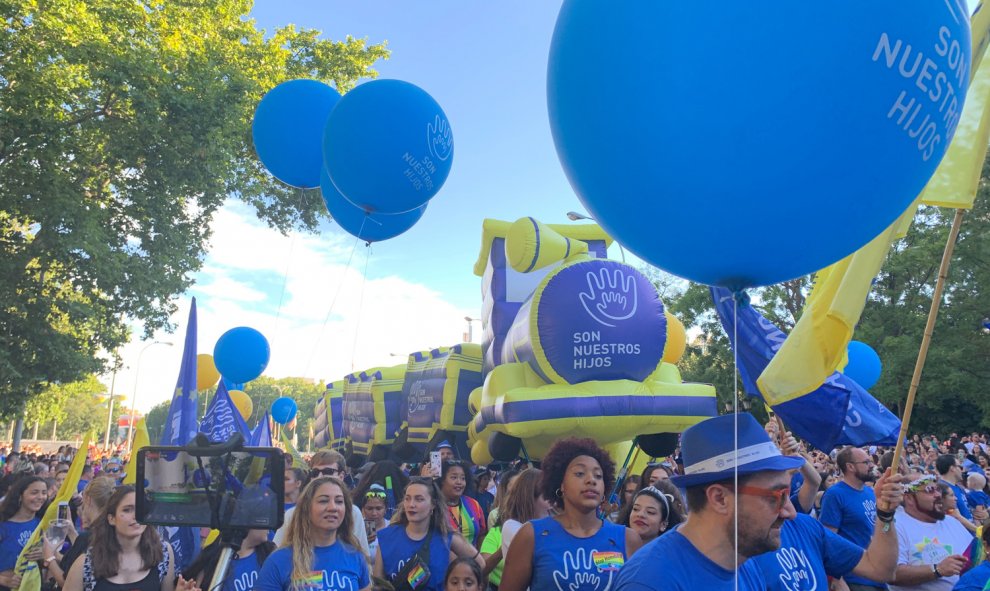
[548,2,971,288]
[323,79,453,214]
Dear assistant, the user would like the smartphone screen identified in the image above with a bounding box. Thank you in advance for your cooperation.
[57,501,70,523]
[430,451,442,478]
[365,519,377,536]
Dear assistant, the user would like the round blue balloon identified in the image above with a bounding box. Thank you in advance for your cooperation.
[320,168,426,242]
[252,79,341,189]
[213,327,270,384]
[845,340,882,390]
[271,397,298,425]
[547,2,970,288]
[323,79,453,214]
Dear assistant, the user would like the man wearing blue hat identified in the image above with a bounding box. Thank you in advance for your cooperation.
[615,413,904,591]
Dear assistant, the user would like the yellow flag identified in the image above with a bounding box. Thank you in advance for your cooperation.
[122,418,149,486]
[279,428,306,468]
[757,204,917,405]
[16,433,92,591]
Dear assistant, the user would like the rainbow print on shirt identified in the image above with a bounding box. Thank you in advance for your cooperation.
[591,550,624,572]
[292,571,325,590]
[406,563,428,588]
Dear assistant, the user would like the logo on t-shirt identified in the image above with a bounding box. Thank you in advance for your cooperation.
[552,548,613,591]
[292,570,356,591]
[912,536,953,564]
[775,547,817,591]
[862,499,877,524]
[17,529,33,548]
[233,571,257,591]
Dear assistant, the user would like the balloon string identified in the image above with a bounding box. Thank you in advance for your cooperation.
[350,244,371,371]
[303,226,364,377]
[272,188,307,347]
[733,295,739,591]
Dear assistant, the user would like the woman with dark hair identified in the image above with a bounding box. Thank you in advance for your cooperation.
[617,485,684,544]
[283,467,307,511]
[63,485,181,591]
[184,529,275,591]
[256,476,370,591]
[500,438,643,591]
[439,461,486,548]
[0,476,46,590]
[444,557,483,591]
[374,476,483,591]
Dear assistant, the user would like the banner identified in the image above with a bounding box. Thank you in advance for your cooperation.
[199,381,252,443]
[251,411,273,447]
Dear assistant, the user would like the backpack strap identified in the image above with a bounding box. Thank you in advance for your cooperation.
[82,550,96,591]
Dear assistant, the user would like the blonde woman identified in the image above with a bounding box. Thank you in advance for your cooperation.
[256,476,370,591]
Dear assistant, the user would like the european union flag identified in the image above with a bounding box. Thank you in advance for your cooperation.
[711,287,900,451]
[199,381,251,443]
[157,298,200,572]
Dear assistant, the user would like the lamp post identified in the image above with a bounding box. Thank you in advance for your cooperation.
[565,211,626,263]
[127,341,173,450]
[464,317,481,343]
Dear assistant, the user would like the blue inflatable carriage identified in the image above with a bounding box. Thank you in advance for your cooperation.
[467,217,717,463]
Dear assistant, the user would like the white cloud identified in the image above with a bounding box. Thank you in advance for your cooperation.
[101,201,476,415]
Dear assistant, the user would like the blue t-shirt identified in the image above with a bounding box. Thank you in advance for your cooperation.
[377,526,453,591]
[530,517,627,591]
[223,551,264,591]
[0,518,41,571]
[615,527,765,591]
[942,480,974,521]
[965,490,990,513]
[819,481,881,587]
[952,560,990,591]
[743,513,864,591]
[255,540,369,591]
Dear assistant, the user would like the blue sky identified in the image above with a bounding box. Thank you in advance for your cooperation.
[107,1,629,412]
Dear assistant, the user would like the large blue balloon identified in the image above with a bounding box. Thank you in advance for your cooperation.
[253,79,341,189]
[548,2,970,288]
[323,79,453,214]
[213,327,270,384]
[845,341,883,390]
[319,169,425,242]
[271,397,298,425]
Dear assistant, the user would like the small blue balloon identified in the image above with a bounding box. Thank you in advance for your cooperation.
[547,2,970,288]
[271,397,298,425]
[213,327,270,384]
[253,79,341,189]
[845,340,882,390]
[319,168,425,242]
[323,79,453,214]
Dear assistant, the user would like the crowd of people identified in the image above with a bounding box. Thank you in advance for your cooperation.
[2,421,990,590]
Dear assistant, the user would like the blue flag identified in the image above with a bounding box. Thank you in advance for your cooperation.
[711,287,900,451]
[251,412,273,447]
[157,298,200,572]
[199,381,252,443]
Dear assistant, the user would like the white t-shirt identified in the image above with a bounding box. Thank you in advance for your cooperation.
[273,505,371,559]
[888,509,974,591]
[500,518,524,557]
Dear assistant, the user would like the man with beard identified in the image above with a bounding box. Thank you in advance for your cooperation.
[615,413,804,590]
[889,473,974,591]
[819,446,885,591]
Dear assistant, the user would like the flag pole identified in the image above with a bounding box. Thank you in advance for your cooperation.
[887,208,965,495]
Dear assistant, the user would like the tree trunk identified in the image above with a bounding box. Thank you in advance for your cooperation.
[51,421,57,441]
[32,421,39,440]
[11,419,24,452]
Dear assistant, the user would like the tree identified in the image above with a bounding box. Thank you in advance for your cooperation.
[144,399,171,444]
[243,376,326,436]
[0,0,389,413]
[19,374,114,441]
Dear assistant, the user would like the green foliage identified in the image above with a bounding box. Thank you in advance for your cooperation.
[0,0,389,412]
[143,399,171,444]
[243,376,325,436]
[21,374,115,441]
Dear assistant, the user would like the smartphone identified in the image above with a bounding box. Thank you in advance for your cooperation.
[429,451,442,478]
[364,518,377,536]
[57,501,70,523]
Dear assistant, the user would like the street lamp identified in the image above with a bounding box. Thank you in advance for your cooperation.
[565,211,626,263]
[464,317,481,343]
[127,340,173,450]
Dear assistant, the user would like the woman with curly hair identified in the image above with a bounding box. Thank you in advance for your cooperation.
[500,438,643,591]
[0,476,46,590]
[617,483,685,544]
[63,485,182,591]
[256,476,370,591]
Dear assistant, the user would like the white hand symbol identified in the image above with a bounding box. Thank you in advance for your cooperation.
[428,115,453,161]
[776,547,816,591]
[552,549,606,591]
[579,268,638,327]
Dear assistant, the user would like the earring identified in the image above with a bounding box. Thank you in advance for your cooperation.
[555,488,563,498]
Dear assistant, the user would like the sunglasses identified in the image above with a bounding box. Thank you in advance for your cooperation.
[310,467,343,478]
[365,490,387,499]
[909,483,938,494]
[106,468,120,474]
[735,485,790,511]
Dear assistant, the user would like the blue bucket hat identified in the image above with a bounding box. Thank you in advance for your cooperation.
[671,413,804,488]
